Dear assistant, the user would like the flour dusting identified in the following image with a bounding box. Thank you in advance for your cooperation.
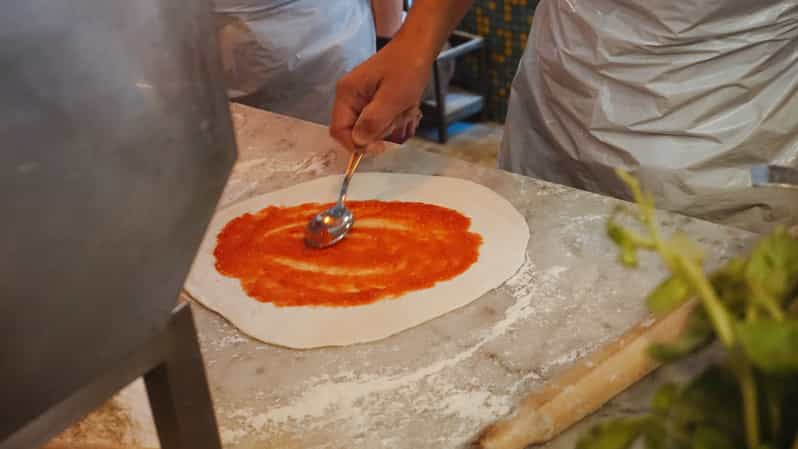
[547,347,594,369]
[219,151,337,207]
[216,258,581,448]
[208,333,249,351]
[534,182,570,196]
[233,150,335,179]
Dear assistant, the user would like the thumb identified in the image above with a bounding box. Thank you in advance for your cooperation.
[352,89,411,146]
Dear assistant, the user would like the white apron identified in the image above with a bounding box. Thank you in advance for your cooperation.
[214,0,375,125]
[499,0,798,233]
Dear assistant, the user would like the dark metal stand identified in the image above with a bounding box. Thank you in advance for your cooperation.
[421,30,489,143]
[403,1,488,143]
[3,304,221,449]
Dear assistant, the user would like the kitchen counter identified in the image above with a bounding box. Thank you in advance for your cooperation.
[191,104,752,449]
[57,103,754,449]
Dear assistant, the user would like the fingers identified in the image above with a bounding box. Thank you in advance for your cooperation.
[384,107,422,144]
[408,107,422,138]
[365,141,388,154]
[330,40,429,153]
[352,87,418,147]
[329,104,357,151]
[385,118,413,144]
[329,77,365,152]
[331,76,422,150]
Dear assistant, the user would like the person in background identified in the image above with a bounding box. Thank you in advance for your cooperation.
[372,0,403,47]
[214,0,402,127]
[330,0,798,233]
[373,0,456,114]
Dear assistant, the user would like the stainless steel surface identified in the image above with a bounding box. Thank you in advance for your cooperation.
[751,164,798,189]
[3,305,223,449]
[143,305,222,449]
[0,0,236,443]
[304,149,365,248]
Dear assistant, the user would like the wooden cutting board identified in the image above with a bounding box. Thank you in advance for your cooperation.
[479,301,694,449]
[44,444,155,449]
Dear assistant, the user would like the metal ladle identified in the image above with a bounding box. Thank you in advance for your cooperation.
[304,149,365,249]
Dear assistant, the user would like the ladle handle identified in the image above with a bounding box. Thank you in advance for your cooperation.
[337,148,365,207]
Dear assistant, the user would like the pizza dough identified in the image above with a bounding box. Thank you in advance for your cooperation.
[185,173,529,348]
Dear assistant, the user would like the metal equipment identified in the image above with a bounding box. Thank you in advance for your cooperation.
[751,165,798,190]
[1,0,236,447]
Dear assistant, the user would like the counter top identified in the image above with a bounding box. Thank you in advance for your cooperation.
[59,103,753,449]
[185,104,752,449]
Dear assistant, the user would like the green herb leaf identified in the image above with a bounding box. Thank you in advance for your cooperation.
[640,419,668,449]
[647,276,690,315]
[615,169,656,221]
[576,418,645,449]
[711,258,749,317]
[607,221,642,267]
[759,373,798,447]
[737,320,798,374]
[760,373,798,448]
[670,365,743,438]
[587,171,798,449]
[692,426,738,449]
[668,232,704,266]
[649,308,713,363]
[744,227,798,305]
[651,383,679,414]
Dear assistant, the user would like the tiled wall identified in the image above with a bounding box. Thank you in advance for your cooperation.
[458,0,538,122]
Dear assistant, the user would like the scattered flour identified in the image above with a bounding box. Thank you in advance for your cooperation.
[114,380,158,448]
[219,179,258,207]
[559,214,606,256]
[208,333,249,351]
[219,151,337,207]
[533,181,571,197]
[217,259,580,448]
[233,150,335,179]
[546,347,594,369]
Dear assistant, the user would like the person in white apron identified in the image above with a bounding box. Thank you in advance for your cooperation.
[329,0,798,233]
[214,0,376,125]
[499,0,798,233]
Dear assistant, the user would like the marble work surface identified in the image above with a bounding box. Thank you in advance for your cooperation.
[182,104,753,449]
[78,103,752,449]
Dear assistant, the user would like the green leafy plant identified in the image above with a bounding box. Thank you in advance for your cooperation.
[577,170,798,449]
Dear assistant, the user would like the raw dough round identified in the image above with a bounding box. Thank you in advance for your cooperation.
[185,173,529,348]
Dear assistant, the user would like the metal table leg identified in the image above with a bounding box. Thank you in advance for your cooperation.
[2,304,221,449]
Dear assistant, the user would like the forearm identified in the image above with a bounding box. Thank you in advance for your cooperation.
[391,0,474,65]
[371,0,404,38]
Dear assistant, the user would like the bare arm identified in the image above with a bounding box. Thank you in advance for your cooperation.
[331,0,474,150]
[370,0,403,38]
[393,0,473,66]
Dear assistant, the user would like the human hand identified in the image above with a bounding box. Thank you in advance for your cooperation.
[330,39,432,153]
[383,106,423,146]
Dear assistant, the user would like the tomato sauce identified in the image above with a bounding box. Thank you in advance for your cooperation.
[213,201,483,307]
